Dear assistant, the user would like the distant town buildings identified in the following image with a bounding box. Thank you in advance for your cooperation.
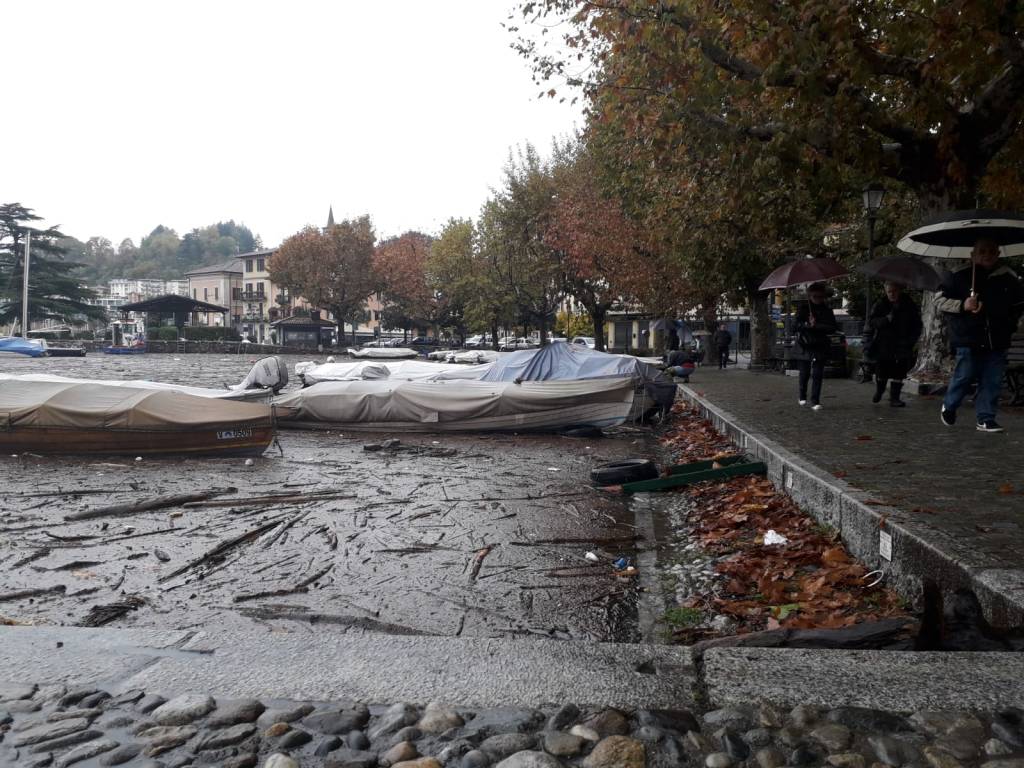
[185,259,243,328]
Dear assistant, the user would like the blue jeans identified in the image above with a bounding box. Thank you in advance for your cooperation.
[943,348,1008,422]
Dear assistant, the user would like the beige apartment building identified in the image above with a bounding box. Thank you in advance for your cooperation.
[185,259,243,329]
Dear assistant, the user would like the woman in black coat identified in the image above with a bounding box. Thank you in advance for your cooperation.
[866,281,922,407]
[794,282,838,410]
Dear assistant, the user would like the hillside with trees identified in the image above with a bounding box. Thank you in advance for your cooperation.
[59,220,261,285]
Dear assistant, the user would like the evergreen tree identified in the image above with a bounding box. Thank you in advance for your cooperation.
[0,203,106,331]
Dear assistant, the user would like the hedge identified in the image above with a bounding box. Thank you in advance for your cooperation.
[183,326,242,341]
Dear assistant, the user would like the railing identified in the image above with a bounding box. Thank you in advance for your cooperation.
[240,291,266,301]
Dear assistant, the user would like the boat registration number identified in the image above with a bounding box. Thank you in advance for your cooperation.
[217,428,253,440]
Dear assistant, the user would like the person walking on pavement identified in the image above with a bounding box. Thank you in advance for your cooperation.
[938,238,1024,432]
[867,281,923,407]
[794,282,838,411]
[713,323,733,369]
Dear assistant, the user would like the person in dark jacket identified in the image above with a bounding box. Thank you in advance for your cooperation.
[867,282,923,407]
[713,323,733,369]
[794,282,838,410]
[938,238,1024,432]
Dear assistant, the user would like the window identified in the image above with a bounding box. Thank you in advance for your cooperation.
[246,283,253,294]
[193,289,197,299]
[214,287,219,300]
[257,257,265,271]
[246,259,253,273]
[256,282,265,296]
[204,288,208,301]
[232,287,240,300]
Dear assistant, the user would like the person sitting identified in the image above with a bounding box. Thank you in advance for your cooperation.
[665,347,696,382]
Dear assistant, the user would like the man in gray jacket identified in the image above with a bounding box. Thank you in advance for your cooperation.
[938,238,1024,432]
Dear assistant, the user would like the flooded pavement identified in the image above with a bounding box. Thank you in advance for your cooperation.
[0,353,669,643]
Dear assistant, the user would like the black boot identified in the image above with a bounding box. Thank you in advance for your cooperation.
[890,381,906,407]
[873,378,887,404]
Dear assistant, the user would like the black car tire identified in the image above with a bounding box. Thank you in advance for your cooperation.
[590,459,659,486]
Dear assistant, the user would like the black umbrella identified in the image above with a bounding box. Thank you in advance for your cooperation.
[896,209,1024,259]
[856,256,946,291]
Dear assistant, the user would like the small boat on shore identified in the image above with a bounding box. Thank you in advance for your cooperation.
[0,357,289,403]
[0,379,277,457]
[347,346,419,360]
[0,337,47,358]
[275,377,636,432]
[46,345,87,357]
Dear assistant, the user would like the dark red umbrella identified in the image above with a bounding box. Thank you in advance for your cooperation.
[759,257,849,290]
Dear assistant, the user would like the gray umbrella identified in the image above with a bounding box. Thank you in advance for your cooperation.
[896,209,1024,258]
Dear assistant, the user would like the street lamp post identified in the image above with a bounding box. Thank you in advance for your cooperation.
[862,183,885,323]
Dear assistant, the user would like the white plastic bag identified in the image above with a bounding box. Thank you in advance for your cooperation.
[763,529,789,546]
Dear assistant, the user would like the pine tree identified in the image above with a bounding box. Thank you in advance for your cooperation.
[0,203,106,331]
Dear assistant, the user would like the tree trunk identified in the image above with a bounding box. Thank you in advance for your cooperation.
[591,307,607,351]
[912,283,952,384]
[490,318,500,351]
[747,285,772,370]
[701,304,718,365]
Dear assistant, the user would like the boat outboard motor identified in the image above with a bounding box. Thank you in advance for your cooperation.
[237,356,289,393]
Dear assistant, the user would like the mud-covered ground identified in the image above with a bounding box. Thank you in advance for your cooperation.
[0,353,664,642]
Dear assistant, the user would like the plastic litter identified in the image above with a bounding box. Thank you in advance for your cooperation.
[244,458,255,467]
[763,529,789,546]
[584,551,600,562]
[612,557,630,570]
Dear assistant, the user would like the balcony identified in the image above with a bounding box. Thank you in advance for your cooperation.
[240,291,267,301]
[241,313,266,323]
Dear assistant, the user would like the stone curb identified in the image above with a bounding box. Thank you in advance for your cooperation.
[677,384,1024,627]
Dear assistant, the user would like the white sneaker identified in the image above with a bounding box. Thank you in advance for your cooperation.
[798,399,807,406]
[812,404,823,411]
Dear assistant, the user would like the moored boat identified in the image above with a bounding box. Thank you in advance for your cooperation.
[347,346,419,360]
[275,377,636,432]
[0,380,277,456]
[0,337,47,357]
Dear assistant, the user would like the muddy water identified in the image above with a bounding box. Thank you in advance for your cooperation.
[0,353,664,642]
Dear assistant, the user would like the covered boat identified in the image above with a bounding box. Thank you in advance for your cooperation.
[0,379,277,456]
[479,342,676,417]
[0,337,47,357]
[275,377,635,432]
[0,357,289,402]
[296,359,487,385]
[347,347,419,359]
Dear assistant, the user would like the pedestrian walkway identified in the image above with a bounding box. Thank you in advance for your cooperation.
[679,369,1024,626]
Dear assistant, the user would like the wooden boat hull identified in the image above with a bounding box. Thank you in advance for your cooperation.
[0,424,275,457]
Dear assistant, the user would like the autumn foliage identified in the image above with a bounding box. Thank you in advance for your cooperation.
[657,402,909,640]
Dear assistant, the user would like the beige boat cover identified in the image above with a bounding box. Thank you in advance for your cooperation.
[276,377,635,431]
[0,380,273,430]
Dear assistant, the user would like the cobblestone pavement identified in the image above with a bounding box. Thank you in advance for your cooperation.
[682,369,1024,572]
[2,680,1024,768]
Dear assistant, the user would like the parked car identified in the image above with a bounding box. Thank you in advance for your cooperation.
[499,337,536,351]
[408,336,439,346]
[571,336,596,349]
[465,334,491,348]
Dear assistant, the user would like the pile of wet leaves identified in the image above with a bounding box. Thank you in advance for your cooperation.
[654,402,912,644]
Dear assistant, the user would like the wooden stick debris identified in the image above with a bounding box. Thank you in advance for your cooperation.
[183,492,356,509]
[232,563,335,603]
[158,515,288,583]
[468,544,495,583]
[0,585,66,603]
[65,487,237,522]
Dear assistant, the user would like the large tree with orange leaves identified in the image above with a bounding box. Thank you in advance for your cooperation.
[516,0,1024,374]
[374,231,437,335]
[269,216,377,344]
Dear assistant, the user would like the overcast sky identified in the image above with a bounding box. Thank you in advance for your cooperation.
[5,0,581,248]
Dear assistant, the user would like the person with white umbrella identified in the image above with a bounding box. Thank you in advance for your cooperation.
[936,238,1024,432]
